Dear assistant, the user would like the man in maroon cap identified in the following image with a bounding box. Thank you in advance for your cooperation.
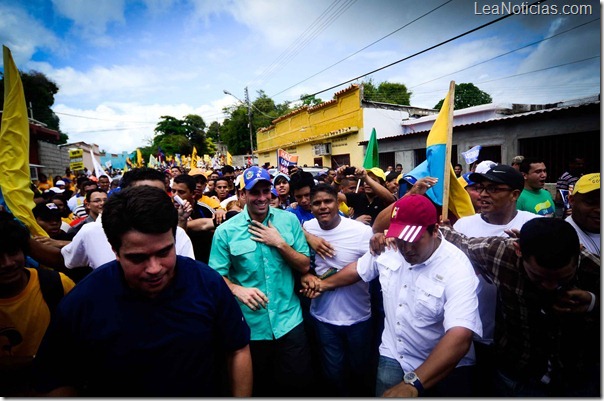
[301,194,481,397]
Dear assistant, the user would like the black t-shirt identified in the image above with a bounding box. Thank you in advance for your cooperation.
[345,192,387,226]
[189,203,215,264]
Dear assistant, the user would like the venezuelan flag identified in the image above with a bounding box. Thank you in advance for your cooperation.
[404,82,475,219]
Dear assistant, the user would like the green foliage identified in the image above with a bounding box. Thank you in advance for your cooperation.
[207,121,222,143]
[362,79,411,105]
[220,89,293,155]
[433,83,493,110]
[152,114,212,156]
[0,70,68,143]
[299,93,322,106]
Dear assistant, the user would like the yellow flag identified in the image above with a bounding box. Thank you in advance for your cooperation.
[136,148,143,167]
[191,147,198,169]
[0,46,47,236]
[227,151,233,166]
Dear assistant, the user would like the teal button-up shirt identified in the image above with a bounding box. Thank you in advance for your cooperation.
[209,206,309,340]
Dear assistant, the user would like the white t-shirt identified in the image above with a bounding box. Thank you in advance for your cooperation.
[303,217,373,326]
[356,237,481,372]
[453,210,539,344]
[61,215,195,269]
[566,215,600,256]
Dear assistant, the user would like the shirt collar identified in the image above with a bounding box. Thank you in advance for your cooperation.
[242,204,274,224]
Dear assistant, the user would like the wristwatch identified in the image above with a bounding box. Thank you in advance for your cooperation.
[403,372,425,395]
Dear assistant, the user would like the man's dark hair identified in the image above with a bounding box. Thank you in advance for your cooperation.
[171,166,183,174]
[310,183,338,200]
[221,165,235,175]
[76,175,89,188]
[274,175,289,186]
[0,211,30,255]
[85,188,107,202]
[386,171,399,183]
[454,163,462,169]
[102,186,178,252]
[82,180,97,189]
[396,163,403,168]
[193,174,208,185]
[173,174,197,192]
[120,167,165,188]
[214,177,230,186]
[519,218,580,270]
[519,157,544,174]
[290,171,315,192]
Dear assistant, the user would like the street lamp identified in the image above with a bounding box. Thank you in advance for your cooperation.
[223,88,254,161]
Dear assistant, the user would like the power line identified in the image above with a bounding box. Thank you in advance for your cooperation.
[249,0,356,88]
[54,111,155,124]
[270,0,452,98]
[290,0,549,103]
[409,17,600,89]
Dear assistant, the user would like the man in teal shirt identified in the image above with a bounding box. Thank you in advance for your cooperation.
[209,166,314,396]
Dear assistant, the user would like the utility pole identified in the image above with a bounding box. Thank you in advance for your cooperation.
[244,86,254,160]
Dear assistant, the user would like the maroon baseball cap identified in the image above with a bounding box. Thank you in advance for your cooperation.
[385,194,438,242]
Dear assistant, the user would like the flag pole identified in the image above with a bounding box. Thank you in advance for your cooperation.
[441,80,455,221]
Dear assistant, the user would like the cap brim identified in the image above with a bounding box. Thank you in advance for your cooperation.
[468,172,505,185]
[244,178,272,190]
[385,222,427,243]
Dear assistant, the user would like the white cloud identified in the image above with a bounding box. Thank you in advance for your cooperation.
[53,95,234,153]
[51,0,126,45]
[0,4,61,64]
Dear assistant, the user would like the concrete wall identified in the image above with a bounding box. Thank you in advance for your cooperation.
[36,141,70,179]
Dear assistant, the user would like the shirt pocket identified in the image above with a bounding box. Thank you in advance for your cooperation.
[413,274,445,321]
[377,257,401,296]
[229,240,258,277]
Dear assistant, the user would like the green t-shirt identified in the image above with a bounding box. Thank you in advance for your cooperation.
[517,188,555,216]
[209,205,309,340]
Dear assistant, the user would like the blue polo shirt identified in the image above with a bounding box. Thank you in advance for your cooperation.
[209,205,310,340]
[34,256,250,396]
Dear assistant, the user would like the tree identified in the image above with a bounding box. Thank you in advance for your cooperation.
[362,79,411,105]
[152,114,213,156]
[433,83,492,110]
[0,70,68,144]
[299,93,322,106]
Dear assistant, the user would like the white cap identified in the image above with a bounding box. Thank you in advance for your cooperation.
[55,180,66,186]
[475,160,497,174]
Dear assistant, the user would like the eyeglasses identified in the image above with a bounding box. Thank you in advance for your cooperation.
[475,185,515,194]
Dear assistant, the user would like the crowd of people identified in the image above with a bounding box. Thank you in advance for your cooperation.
[0,155,599,397]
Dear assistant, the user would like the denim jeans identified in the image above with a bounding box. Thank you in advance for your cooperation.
[375,355,404,396]
[313,317,373,396]
[376,355,476,397]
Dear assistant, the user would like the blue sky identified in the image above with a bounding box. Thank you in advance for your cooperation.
[1,0,600,153]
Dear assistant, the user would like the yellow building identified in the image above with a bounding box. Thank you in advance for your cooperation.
[256,84,435,169]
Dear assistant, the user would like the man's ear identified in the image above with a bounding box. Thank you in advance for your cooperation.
[513,241,522,258]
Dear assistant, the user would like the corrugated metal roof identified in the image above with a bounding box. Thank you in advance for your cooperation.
[360,100,600,144]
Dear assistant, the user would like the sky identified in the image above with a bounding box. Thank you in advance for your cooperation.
[1,0,600,154]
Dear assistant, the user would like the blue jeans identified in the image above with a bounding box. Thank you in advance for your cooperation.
[376,355,476,396]
[313,317,373,396]
[375,355,404,396]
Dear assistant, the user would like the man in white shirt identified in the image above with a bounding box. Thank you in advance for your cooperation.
[566,172,600,257]
[303,194,481,396]
[301,184,374,396]
[34,167,195,269]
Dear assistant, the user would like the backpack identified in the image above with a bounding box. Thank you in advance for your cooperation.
[34,267,65,315]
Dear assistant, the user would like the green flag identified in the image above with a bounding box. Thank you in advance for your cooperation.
[363,128,379,169]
